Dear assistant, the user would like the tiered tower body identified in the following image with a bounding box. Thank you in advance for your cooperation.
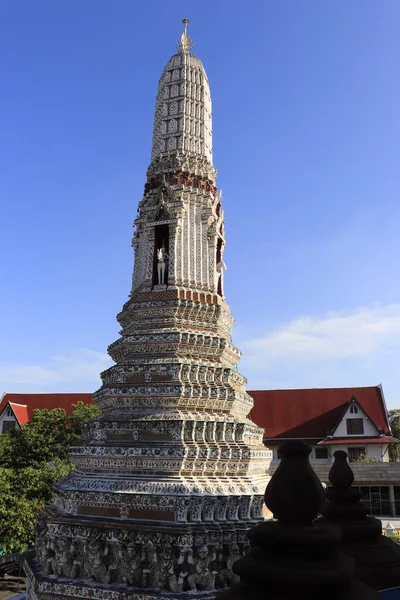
[27,25,271,600]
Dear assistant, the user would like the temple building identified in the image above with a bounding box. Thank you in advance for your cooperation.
[26,20,271,600]
[250,386,400,518]
[250,386,397,464]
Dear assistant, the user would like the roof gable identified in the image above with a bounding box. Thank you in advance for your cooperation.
[152,178,175,221]
[248,386,390,441]
[8,402,29,426]
[0,393,94,426]
[330,396,381,438]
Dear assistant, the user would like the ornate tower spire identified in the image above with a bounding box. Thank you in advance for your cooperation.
[27,21,271,600]
[152,23,211,163]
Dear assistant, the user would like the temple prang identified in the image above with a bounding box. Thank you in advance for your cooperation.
[26,19,272,600]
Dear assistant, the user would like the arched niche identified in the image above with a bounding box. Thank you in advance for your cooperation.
[152,224,170,287]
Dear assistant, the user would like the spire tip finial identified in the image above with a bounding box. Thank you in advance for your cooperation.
[178,18,194,54]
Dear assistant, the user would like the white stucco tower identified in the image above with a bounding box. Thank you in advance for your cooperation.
[26,21,271,600]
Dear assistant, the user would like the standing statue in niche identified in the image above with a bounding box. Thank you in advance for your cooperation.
[216,257,226,296]
[157,243,169,285]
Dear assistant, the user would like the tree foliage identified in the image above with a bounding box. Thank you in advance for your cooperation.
[388,409,400,462]
[0,401,100,553]
[0,402,100,468]
[0,460,71,553]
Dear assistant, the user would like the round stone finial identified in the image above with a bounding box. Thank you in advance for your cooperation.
[220,440,379,600]
[329,450,354,490]
[265,440,325,526]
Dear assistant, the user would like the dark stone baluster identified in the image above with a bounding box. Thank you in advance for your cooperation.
[319,449,400,591]
[216,440,378,600]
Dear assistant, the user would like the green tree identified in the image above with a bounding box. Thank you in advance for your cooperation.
[70,401,101,435]
[0,401,100,552]
[0,460,71,553]
[0,470,37,554]
[0,401,100,469]
[388,409,400,462]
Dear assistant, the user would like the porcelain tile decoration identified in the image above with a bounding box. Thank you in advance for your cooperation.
[26,20,271,600]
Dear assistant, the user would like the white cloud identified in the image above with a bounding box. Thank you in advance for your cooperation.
[237,304,400,366]
[0,349,112,393]
[235,304,400,405]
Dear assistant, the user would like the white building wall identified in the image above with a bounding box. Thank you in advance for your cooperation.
[367,444,389,461]
[381,444,390,462]
[269,442,389,463]
[324,443,388,462]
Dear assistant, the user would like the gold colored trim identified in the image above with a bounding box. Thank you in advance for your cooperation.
[178,18,194,54]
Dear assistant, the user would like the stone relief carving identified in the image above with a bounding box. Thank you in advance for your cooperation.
[117,541,142,586]
[82,537,112,583]
[49,538,79,579]
[35,525,249,593]
[187,545,216,591]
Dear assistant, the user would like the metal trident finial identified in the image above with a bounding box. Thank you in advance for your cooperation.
[178,18,194,54]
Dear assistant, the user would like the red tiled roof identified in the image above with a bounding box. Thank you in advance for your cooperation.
[319,436,398,446]
[248,386,389,440]
[0,393,94,426]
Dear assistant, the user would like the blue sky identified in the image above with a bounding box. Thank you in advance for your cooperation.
[1,1,400,407]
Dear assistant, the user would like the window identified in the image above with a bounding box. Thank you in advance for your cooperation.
[6,407,13,417]
[354,486,391,516]
[348,446,365,462]
[315,447,328,459]
[2,421,16,433]
[350,405,358,414]
[346,418,364,435]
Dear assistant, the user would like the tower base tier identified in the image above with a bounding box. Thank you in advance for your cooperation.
[27,519,256,600]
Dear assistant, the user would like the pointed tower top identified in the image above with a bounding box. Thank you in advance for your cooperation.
[178,18,194,54]
[151,19,212,163]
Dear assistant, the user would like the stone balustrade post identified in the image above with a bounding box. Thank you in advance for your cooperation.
[216,440,378,600]
[318,449,400,591]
